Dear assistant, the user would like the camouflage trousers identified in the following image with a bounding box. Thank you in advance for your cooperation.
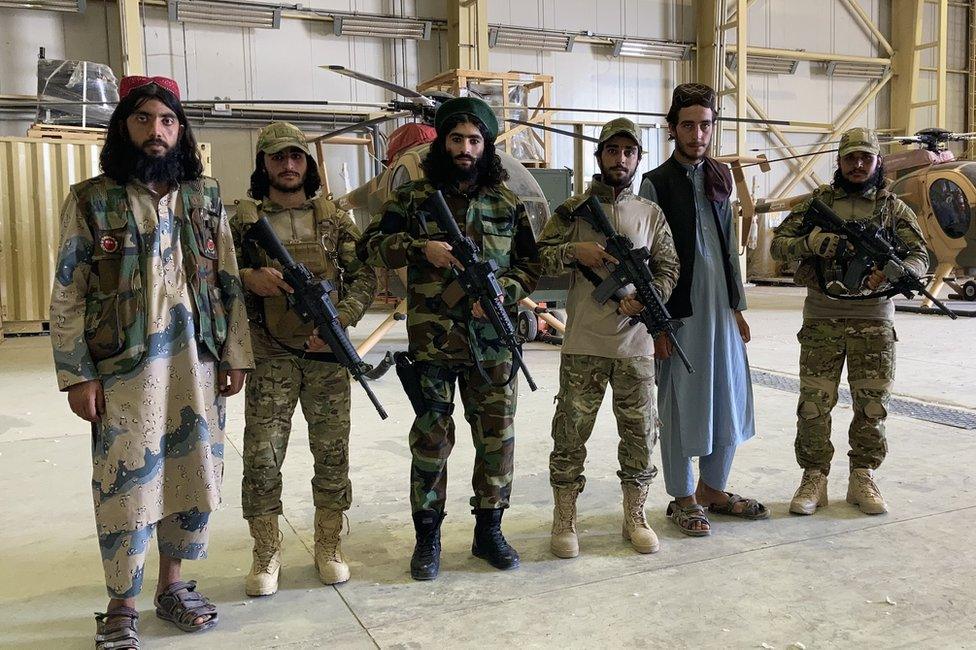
[409,361,517,513]
[550,354,659,492]
[98,509,210,599]
[242,355,352,519]
[796,318,895,474]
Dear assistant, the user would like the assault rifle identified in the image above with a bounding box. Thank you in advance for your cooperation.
[424,190,537,391]
[246,217,389,418]
[573,195,694,373]
[804,198,957,319]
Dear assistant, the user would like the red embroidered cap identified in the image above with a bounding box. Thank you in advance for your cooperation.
[119,76,182,101]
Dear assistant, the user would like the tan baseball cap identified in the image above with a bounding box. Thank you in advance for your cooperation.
[598,117,642,147]
[257,121,310,155]
[839,127,880,157]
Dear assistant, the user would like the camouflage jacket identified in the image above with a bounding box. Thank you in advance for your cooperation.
[770,183,929,290]
[358,178,541,364]
[538,177,680,357]
[231,194,377,357]
[50,175,253,389]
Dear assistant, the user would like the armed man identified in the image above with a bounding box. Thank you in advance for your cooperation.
[358,97,541,580]
[639,83,768,537]
[50,75,253,648]
[537,118,679,558]
[770,127,929,516]
[231,122,377,594]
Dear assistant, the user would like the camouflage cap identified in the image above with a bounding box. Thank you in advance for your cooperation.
[839,127,880,157]
[433,97,499,139]
[257,121,310,155]
[598,117,642,147]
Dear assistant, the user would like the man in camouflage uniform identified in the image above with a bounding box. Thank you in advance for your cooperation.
[50,76,253,648]
[771,127,929,516]
[538,118,679,558]
[231,122,377,594]
[359,97,541,580]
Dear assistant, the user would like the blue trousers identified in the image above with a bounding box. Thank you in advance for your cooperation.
[660,436,738,499]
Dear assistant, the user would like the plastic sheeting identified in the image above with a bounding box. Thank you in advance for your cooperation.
[36,59,118,127]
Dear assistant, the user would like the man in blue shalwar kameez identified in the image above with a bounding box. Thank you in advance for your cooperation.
[639,83,768,536]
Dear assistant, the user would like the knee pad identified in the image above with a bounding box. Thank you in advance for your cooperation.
[798,400,824,420]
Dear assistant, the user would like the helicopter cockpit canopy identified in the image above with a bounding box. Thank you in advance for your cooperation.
[928,171,973,239]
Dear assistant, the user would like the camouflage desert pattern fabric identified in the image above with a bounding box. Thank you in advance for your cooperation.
[231,195,375,518]
[549,354,659,492]
[50,175,253,597]
[770,183,928,291]
[794,319,895,473]
[358,178,541,364]
[770,181,924,473]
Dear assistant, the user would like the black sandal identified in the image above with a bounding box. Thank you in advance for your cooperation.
[154,580,218,633]
[94,606,140,649]
[666,501,711,537]
[707,491,770,520]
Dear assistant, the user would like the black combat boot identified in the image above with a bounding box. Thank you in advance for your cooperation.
[471,508,520,570]
[410,510,445,580]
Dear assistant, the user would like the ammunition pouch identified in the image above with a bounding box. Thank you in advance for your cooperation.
[393,352,456,417]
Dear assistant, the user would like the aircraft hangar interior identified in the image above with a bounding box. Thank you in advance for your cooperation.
[1,1,974,647]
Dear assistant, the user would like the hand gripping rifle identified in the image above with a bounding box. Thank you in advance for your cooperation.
[573,195,694,373]
[424,190,537,391]
[804,198,957,319]
[246,217,389,418]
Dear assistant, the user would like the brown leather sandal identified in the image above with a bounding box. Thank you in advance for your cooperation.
[707,491,770,520]
[94,606,140,649]
[154,580,218,633]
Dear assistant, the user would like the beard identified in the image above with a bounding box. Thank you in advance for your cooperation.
[132,139,183,185]
[270,173,305,194]
[675,138,708,163]
[834,167,883,195]
[450,153,481,184]
[598,162,637,189]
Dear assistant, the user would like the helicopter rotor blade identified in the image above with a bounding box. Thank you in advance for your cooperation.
[308,110,414,143]
[324,65,435,107]
[517,105,792,127]
[504,119,600,143]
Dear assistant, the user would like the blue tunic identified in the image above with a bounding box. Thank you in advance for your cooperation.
[657,162,756,457]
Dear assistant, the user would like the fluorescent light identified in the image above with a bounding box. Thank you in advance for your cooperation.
[333,15,432,41]
[0,0,84,12]
[169,0,281,29]
[488,26,575,52]
[822,61,889,79]
[611,39,690,61]
[726,52,798,75]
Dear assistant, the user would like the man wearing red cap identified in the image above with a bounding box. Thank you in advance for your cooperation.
[50,75,253,647]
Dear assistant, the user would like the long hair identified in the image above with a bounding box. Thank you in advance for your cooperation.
[248,152,323,200]
[421,114,509,188]
[833,159,887,193]
[100,83,203,184]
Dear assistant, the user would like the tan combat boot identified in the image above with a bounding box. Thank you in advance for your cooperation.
[790,469,828,515]
[847,468,888,515]
[245,515,282,597]
[621,484,660,554]
[550,486,580,558]
[314,508,350,585]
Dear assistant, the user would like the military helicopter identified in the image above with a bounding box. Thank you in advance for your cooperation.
[738,128,976,306]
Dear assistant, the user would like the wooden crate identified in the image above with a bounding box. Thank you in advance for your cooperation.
[418,69,554,168]
[26,123,106,143]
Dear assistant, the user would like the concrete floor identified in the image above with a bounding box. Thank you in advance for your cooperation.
[1,285,975,649]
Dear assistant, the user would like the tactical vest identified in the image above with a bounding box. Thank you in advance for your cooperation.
[793,184,898,292]
[236,195,343,347]
[74,175,228,376]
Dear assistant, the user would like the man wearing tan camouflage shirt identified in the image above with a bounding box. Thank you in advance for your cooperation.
[771,127,929,516]
[232,122,377,594]
[537,118,679,558]
[50,75,253,648]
